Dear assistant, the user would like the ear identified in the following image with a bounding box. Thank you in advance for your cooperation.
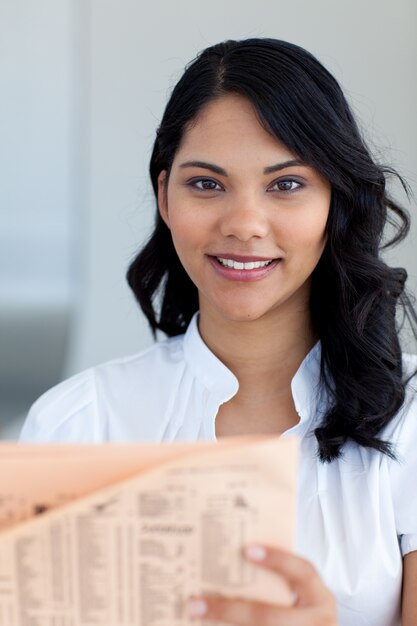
[157,170,170,228]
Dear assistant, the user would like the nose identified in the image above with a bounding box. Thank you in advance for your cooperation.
[219,194,270,241]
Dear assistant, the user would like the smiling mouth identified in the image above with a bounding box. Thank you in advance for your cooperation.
[216,257,274,270]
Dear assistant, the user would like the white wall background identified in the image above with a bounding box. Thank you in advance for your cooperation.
[0,0,77,436]
[1,0,416,435]
[0,0,73,307]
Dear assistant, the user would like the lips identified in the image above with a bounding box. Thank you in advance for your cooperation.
[207,254,282,282]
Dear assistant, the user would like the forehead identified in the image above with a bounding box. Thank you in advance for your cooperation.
[176,93,296,162]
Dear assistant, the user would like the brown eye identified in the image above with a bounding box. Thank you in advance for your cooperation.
[270,179,302,192]
[189,178,222,191]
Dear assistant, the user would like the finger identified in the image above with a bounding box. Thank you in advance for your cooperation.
[243,544,334,606]
[186,594,310,626]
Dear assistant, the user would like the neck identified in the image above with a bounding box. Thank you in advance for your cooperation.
[198,303,317,404]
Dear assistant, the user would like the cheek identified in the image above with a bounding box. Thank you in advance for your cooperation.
[280,209,328,270]
[167,201,216,249]
[303,199,329,240]
[169,216,200,253]
[284,213,327,248]
[167,213,207,275]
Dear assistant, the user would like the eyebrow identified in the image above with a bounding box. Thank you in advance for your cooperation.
[178,159,306,175]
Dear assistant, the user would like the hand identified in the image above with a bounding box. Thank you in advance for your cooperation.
[186,544,338,625]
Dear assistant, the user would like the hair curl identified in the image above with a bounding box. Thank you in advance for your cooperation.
[127,38,417,461]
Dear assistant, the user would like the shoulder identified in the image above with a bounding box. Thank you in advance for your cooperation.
[19,335,186,443]
[402,351,417,383]
[384,352,417,554]
[378,352,417,453]
[386,352,417,441]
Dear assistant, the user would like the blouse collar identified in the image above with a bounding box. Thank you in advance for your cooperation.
[183,313,239,402]
[183,312,325,437]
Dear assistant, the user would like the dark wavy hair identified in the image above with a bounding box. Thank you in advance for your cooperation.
[127,38,417,461]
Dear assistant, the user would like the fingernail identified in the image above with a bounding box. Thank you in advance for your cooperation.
[187,598,208,618]
[245,544,267,561]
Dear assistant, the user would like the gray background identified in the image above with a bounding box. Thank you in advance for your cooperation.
[1,0,416,438]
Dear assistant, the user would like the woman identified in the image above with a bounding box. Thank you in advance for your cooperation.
[20,39,417,625]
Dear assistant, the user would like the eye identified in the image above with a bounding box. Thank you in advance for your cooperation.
[269,179,302,193]
[187,178,223,192]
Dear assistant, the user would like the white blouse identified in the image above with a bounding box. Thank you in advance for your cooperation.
[20,313,417,626]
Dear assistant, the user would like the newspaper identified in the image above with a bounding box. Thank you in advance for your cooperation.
[0,436,298,625]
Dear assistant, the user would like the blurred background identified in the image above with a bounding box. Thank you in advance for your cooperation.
[1,0,416,439]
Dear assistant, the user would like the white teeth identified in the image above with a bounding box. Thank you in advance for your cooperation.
[216,257,274,270]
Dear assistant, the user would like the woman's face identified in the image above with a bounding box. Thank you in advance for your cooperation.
[157,94,331,325]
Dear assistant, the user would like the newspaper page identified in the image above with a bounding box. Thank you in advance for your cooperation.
[0,439,253,532]
[0,436,298,625]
